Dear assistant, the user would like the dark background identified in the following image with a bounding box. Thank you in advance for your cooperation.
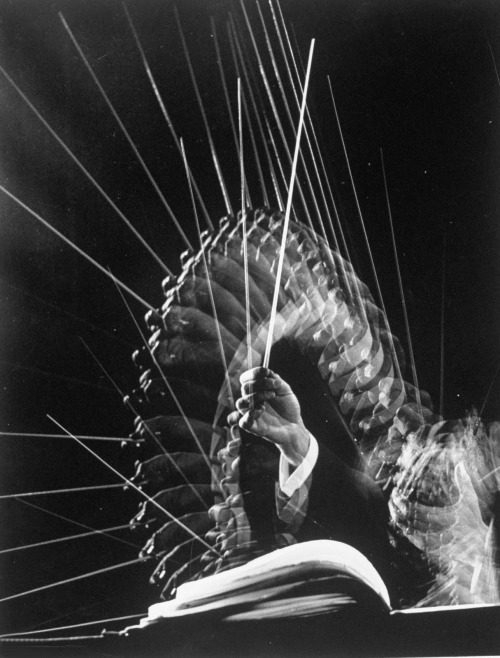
[0,0,499,643]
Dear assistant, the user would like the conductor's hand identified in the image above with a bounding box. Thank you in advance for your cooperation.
[227,367,310,468]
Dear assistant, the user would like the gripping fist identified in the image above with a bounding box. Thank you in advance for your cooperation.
[227,367,310,467]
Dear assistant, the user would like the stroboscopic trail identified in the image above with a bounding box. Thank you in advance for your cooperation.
[0,0,499,644]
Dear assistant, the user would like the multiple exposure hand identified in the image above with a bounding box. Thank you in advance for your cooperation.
[227,367,310,467]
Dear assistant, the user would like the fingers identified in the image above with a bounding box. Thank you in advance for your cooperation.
[390,489,457,533]
[131,484,215,527]
[236,390,277,411]
[226,368,279,427]
[229,391,276,435]
[240,369,281,397]
[139,511,213,558]
[239,407,265,433]
[394,403,425,435]
[227,410,240,426]
[131,452,215,489]
[227,406,265,433]
[227,368,298,437]
[239,366,272,387]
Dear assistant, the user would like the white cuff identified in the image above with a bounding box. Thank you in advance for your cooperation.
[279,433,319,497]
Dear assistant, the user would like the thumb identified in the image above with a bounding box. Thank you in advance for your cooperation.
[239,406,265,434]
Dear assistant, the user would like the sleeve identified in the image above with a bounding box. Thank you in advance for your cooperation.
[275,433,318,532]
[279,432,319,496]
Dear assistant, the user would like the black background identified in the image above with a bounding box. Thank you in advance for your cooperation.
[0,0,499,642]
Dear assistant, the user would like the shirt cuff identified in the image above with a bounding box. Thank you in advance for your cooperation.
[279,432,319,497]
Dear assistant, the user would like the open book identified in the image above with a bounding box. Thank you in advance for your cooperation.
[136,540,391,625]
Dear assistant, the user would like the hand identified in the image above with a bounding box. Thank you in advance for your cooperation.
[227,367,310,468]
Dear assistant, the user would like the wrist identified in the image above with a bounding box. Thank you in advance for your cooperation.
[279,424,311,468]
